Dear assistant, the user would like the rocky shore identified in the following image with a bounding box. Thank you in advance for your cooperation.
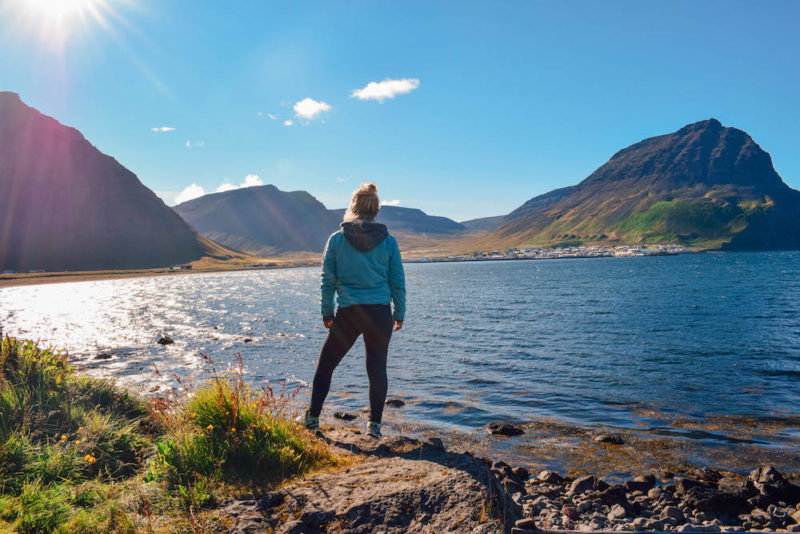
[512,465,800,533]
[219,426,800,534]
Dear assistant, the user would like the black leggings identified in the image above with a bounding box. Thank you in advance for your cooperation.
[309,304,393,423]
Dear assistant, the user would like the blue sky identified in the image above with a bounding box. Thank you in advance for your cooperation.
[1,1,799,221]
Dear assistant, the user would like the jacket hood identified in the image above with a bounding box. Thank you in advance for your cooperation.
[341,221,389,252]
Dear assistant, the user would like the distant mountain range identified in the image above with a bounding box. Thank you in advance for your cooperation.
[173,185,340,256]
[2,91,798,273]
[174,186,466,255]
[0,92,219,272]
[471,119,800,250]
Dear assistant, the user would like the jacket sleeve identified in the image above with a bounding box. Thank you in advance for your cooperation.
[388,237,406,321]
[320,235,337,318]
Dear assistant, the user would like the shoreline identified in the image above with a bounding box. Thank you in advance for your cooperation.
[0,248,699,289]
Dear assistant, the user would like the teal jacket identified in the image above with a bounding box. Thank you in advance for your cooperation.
[320,222,406,321]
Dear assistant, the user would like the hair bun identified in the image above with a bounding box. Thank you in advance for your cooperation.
[360,182,378,194]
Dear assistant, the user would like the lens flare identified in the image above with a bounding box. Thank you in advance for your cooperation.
[3,0,113,46]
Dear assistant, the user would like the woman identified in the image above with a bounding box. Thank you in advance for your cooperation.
[300,182,405,440]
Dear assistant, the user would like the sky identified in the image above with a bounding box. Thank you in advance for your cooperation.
[1,1,799,221]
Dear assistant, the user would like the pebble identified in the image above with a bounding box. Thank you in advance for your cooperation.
[384,398,405,407]
[157,336,174,345]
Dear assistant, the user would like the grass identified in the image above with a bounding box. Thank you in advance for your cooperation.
[0,327,339,532]
[613,199,750,245]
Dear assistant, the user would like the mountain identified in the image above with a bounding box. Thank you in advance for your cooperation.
[461,186,576,230]
[330,205,466,235]
[174,185,340,256]
[174,186,468,256]
[0,92,212,272]
[487,119,800,250]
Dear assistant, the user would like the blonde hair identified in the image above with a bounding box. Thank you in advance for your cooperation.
[343,182,380,222]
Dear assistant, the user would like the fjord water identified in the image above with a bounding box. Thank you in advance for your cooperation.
[1,252,799,439]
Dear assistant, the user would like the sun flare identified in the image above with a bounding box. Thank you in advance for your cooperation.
[4,0,113,45]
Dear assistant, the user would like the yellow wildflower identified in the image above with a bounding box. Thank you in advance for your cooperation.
[206,424,214,430]
[230,427,236,432]
[85,454,96,464]
[60,434,67,441]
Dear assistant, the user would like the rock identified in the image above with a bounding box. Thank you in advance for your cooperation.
[425,437,445,450]
[647,519,665,531]
[594,433,625,445]
[682,485,748,517]
[570,475,607,495]
[577,500,593,513]
[648,487,663,499]
[749,508,772,525]
[502,478,526,496]
[694,510,716,522]
[678,524,721,532]
[487,422,524,436]
[243,338,253,343]
[636,473,657,487]
[595,485,629,507]
[790,525,800,533]
[384,398,405,407]
[93,352,112,360]
[608,503,627,520]
[157,336,174,345]
[538,470,563,484]
[515,517,537,529]
[791,508,800,523]
[661,505,685,522]
[624,480,653,493]
[224,430,521,533]
[512,466,530,481]
[749,465,800,503]
[333,411,357,421]
[632,517,649,530]
[675,476,706,494]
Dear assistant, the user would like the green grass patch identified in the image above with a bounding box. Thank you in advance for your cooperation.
[0,327,340,531]
[614,199,752,245]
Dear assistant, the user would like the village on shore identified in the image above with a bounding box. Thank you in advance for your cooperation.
[406,243,692,264]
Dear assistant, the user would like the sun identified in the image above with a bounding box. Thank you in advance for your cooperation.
[25,0,101,19]
[4,0,113,46]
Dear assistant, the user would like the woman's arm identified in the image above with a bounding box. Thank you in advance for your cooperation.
[320,235,338,323]
[388,237,406,325]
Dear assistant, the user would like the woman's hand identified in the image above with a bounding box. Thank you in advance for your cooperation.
[393,320,403,331]
[323,317,334,329]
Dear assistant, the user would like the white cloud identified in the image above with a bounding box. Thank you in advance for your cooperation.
[216,182,237,193]
[151,126,176,133]
[351,78,420,102]
[293,98,331,120]
[242,174,263,187]
[268,113,277,120]
[284,119,293,126]
[175,175,265,205]
[381,199,401,206]
[336,177,347,183]
[175,183,205,205]
[186,140,205,148]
